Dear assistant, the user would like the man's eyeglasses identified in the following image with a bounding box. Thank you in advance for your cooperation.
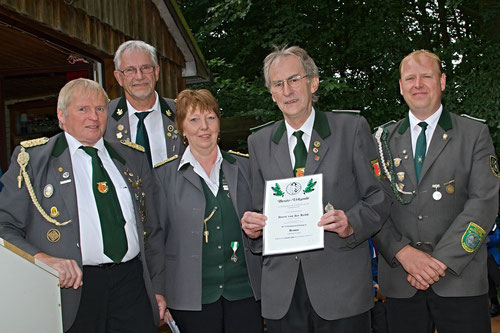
[270,74,309,92]
[117,65,156,76]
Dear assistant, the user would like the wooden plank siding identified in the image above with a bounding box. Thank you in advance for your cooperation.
[0,0,187,99]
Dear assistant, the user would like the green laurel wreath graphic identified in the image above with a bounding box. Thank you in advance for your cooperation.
[303,179,317,194]
[272,183,284,197]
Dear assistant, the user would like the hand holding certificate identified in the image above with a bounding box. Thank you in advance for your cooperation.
[263,174,324,255]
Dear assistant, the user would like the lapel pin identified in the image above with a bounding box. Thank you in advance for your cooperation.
[314,141,320,148]
[50,206,60,218]
[443,133,448,140]
[397,172,405,182]
[58,167,63,172]
[393,158,401,167]
[46,229,61,243]
[116,132,123,139]
[432,184,442,200]
[117,108,123,116]
[44,184,54,198]
[117,124,124,131]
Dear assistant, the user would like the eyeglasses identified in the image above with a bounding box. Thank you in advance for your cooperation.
[117,65,156,76]
[270,74,309,92]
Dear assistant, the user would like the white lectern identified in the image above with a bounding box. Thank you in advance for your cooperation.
[0,237,63,333]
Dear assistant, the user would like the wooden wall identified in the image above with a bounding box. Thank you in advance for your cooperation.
[0,0,186,98]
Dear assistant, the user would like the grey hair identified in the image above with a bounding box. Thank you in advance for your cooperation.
[114,40,158,70]
[263,45,320,102]
[57,78,109,128]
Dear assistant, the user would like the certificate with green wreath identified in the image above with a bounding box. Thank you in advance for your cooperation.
[263,173,324,256]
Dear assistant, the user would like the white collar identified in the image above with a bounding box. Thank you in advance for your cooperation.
[285,107,315,140]
[65,132,106,156]
[409,104,442,132]
[126,91,160,114]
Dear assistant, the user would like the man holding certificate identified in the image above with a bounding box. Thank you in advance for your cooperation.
[241,46,390,332]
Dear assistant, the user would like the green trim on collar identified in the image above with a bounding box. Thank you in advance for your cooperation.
[398,108,452,135]
[104,141,126,165]
[438,108,452,131]
[313,111,331,139]
[397,116,410,135]
[111,97,128,121]
[271,120,286,144]
[51,133,68,157]
[221,150,236,164]
[159,98,175,122]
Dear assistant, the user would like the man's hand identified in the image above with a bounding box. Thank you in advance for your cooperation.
[155,294,167,321]
[34,252,83,289]
[395,245,447,289]
[241,211,267,239]
[318,209,354,238]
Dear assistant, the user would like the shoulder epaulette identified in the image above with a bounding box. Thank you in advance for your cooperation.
[460,114,486,123]
[250,121,275,133]
[330,109,361,114]
[120,139,145,152]
[154,154,179,168]
[373,120,397,131]
[228,150,249,158]
[20,137,49,148]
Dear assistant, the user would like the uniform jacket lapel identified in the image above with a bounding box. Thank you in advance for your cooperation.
[111,97,132,141]
[179,163,204,193]
[50,134,80,241]
[395,117,417,187]
[221,152,239,216]
[306,111,331,176]
[419,109,452,182]
[271,121,295,178]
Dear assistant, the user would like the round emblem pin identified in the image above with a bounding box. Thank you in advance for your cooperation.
[47,229,61,243]
[446,184,455,194]
[117,124,124,131]
[43,184,54,198]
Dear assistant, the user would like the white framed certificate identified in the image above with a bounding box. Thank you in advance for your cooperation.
[263,173,324,255]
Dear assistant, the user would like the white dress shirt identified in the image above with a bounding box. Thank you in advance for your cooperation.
[179,145,223,196]
[409,105,442,157]
[127,91,168,166]
[66,133,140,265]
[285,107,316,168]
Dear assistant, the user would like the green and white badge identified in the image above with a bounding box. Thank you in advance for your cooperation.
[230,241,239,263]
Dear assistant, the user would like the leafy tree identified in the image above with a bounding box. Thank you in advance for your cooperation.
[177,0,499,154]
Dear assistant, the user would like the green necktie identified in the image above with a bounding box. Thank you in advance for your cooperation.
[80,146,128,263]
[414,121,428,182]
[135,111,152,167]
[293,130,307,177]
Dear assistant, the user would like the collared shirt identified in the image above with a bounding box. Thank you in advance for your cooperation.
[66,133,140,265]
[127,91,168,166]
[285,107,316,167]
[179,145,223,196]
[409,105,442,157]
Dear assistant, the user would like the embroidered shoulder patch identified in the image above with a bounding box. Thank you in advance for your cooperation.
[490,155,500,177]
[461,222,486,253]
[370,158,381,179]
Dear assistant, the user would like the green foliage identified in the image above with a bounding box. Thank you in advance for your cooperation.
[178,0,500,155]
